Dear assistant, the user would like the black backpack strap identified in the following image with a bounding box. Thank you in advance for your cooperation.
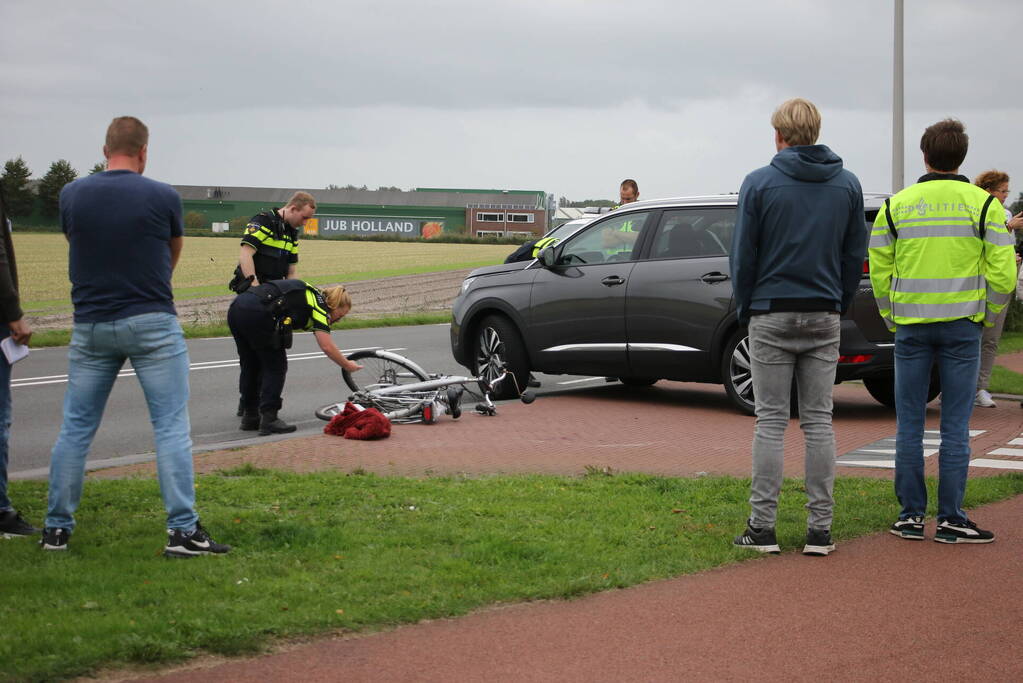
[883,198,897,239]
[978,194,996,241]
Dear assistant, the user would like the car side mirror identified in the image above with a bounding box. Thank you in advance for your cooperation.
[539,246,558,268]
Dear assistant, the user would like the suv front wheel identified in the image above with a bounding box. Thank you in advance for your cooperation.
[474,315,530,400]
[722,330,755,415]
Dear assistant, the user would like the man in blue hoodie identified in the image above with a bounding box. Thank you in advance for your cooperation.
[729,98,866,556]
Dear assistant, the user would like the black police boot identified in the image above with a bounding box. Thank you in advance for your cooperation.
[240,409,260,431]
[236,397,244,417]
[259,411,296,436]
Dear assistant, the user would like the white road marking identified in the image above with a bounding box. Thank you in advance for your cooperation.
[986,448,1023,458]
[557,377,605,385]
[11,346,405,389]
[970,459,1023,470]
[838,460,896,469]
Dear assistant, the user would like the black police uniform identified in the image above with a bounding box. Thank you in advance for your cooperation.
[227,279,331,429]
[230,209,299,291]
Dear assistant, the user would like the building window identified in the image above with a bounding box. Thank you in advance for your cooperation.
[507,213,534,223]
[476,212,504,222]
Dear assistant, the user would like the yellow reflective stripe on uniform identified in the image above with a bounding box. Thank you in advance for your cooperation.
[306,288,329,328]
[895,223,977,239]
[984,230,1015,247]
[869,230,892,249]
[531,237,558,257]
[986,286,1012,306]
[890,300,985,319]
[891,275,984,293]
[256,236,295,250]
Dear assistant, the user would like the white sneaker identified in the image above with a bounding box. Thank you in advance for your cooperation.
[975,389,996,408]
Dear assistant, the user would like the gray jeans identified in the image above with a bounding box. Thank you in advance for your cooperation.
[748,311,841,530]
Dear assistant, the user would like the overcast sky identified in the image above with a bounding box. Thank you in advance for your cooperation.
[2,0,1021,203]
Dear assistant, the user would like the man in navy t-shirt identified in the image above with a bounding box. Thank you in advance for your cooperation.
[42,116,230,558]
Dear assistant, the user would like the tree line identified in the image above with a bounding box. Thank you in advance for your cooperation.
[1,157,105,219]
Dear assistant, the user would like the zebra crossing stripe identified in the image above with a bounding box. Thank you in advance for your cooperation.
[986,448,1023,458]
[970,459,1023,471]
[837,432,985,470]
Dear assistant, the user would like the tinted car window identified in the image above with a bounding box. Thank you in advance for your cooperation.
[650,208,735,259]
[558,211,651,265]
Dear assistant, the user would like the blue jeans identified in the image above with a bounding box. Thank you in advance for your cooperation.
[748,312,841,530]
[45,312,198,532]
[894,319,981,524]
[0,327,12,512]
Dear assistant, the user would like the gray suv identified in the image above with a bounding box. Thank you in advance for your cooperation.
[450,194,935,413]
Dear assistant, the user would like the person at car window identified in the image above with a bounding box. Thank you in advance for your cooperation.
[602,179,641,257]
[870,120,1015,545]
[729,98,865,557]
[972,170,1023,408]
[503,235,560,264]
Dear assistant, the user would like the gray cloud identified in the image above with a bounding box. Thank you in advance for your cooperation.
[2,0,1020,199]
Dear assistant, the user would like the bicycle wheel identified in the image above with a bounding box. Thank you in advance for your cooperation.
[342,349,430,394]
[315,402,346,422]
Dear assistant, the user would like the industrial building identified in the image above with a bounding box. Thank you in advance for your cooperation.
[174,185,551,239]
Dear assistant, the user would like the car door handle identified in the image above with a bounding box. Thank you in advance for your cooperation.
[601,276,626,287]
[700,272,729,284]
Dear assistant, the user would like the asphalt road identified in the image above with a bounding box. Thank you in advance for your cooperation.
[8,324,461,477]
[9,324,601,479]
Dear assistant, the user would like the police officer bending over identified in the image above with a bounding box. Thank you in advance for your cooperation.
[230,191,316,293]
[228,280,362,435]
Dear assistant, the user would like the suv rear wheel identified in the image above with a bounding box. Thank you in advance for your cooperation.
[474,315,530,400]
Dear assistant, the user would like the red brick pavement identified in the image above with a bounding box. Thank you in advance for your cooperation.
[93,380,1023,482]
[133,494,1023,683]
[95,377,1023,683]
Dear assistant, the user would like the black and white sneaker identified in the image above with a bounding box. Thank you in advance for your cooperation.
[164,522,232,558]
[934,519,995,544]
[40,527,70,551]
[802,528,836,556]
[733,521,780,553]
[0,509,40,538]
[890,515,925,540]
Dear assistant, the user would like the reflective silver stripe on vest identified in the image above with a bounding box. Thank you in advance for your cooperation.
[895,224,978,239]
[869,231,892,249]
[874,296,891,310]
[890,300,984,318]
[983,230,1015,247]
[987,287,1012,306]
[891,275,983,293]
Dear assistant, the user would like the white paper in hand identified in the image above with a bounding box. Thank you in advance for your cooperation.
[1,337,29,365]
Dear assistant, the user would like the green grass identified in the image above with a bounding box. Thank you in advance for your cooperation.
[4,470,1022,681]
[25,313,452,349]
[988,365,1023,395]
[12,233,513,310]
[996,330,1023,355]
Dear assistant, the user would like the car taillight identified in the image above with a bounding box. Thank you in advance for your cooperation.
[838,354,874,364]
[862,259,870,274]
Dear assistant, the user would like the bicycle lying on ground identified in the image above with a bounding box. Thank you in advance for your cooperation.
[314,348,535,424]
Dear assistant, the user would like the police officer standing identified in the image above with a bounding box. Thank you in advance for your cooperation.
[231,191,316,291]
[228,280,362,434]
[230,191,317,415]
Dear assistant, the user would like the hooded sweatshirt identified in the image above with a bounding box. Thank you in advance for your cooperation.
[729,144,866,325]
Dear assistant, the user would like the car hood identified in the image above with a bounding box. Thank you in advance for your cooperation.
[465,262,532,279]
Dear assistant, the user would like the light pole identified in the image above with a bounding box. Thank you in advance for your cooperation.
[892,0,904,193]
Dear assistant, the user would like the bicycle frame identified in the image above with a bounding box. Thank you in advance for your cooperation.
[315,350,533,424]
